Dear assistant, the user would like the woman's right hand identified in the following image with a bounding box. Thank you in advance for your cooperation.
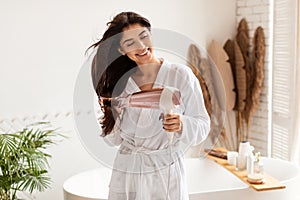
[163,113,182,133]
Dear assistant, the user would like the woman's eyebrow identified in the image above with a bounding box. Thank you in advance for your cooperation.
[138,30,146,36]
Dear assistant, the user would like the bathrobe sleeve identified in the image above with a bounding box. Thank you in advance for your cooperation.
[103,115,123,146]
[176,67,210,146]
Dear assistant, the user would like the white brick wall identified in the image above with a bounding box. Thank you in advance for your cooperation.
[236,0,272,155]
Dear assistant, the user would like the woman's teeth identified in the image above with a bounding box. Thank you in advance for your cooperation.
[137,49,149,56]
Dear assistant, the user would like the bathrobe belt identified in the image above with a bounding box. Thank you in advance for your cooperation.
[113,140,183,174]
[120,140,180,155]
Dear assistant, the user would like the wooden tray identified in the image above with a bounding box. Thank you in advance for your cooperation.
[205,152,286,191]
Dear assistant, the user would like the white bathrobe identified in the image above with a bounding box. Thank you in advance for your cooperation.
[104,59,210,200]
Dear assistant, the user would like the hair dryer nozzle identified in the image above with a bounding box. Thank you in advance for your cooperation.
[159,87,181,113]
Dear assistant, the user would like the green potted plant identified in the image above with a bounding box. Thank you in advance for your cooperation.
[0,122,63,200]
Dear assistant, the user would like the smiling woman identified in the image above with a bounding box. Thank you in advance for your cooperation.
[88,11,210,200]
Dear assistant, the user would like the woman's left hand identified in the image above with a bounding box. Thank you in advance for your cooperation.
[163,113,182,133]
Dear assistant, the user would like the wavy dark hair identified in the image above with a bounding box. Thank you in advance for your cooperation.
[89,12,151,136]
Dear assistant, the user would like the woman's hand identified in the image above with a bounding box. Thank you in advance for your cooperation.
[163,113,182,133]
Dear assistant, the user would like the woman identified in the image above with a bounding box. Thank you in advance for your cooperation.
[90,11,210,200]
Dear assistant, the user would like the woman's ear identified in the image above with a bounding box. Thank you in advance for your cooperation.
[118,48,125,56]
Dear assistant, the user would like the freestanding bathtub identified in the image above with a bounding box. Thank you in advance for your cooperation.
[63,157,300,200]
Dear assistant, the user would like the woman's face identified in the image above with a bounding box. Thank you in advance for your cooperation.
[119,24,156,65]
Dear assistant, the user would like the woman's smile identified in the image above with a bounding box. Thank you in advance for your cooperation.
[136,48,149,57]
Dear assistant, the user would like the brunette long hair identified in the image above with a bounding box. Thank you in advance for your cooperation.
[89,12,151,136]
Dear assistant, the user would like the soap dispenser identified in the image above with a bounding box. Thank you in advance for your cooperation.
[246,146,255,176]
[254,152,264,175]
[247,152,265,184]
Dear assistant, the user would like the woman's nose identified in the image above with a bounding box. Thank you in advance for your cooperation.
[135,40,146,49]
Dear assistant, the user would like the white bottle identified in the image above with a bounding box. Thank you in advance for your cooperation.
[246,146,255,176]
[237,141,250,170]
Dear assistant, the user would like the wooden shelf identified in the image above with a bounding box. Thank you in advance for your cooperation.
[206,153,286,191]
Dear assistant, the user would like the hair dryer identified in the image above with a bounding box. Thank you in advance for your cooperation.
[115,87,180,110]
[109,86,181,141]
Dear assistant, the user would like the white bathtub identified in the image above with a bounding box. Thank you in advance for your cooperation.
[63,157,300,200]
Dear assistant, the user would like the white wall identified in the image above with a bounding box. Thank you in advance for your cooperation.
[0,0,236,199]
